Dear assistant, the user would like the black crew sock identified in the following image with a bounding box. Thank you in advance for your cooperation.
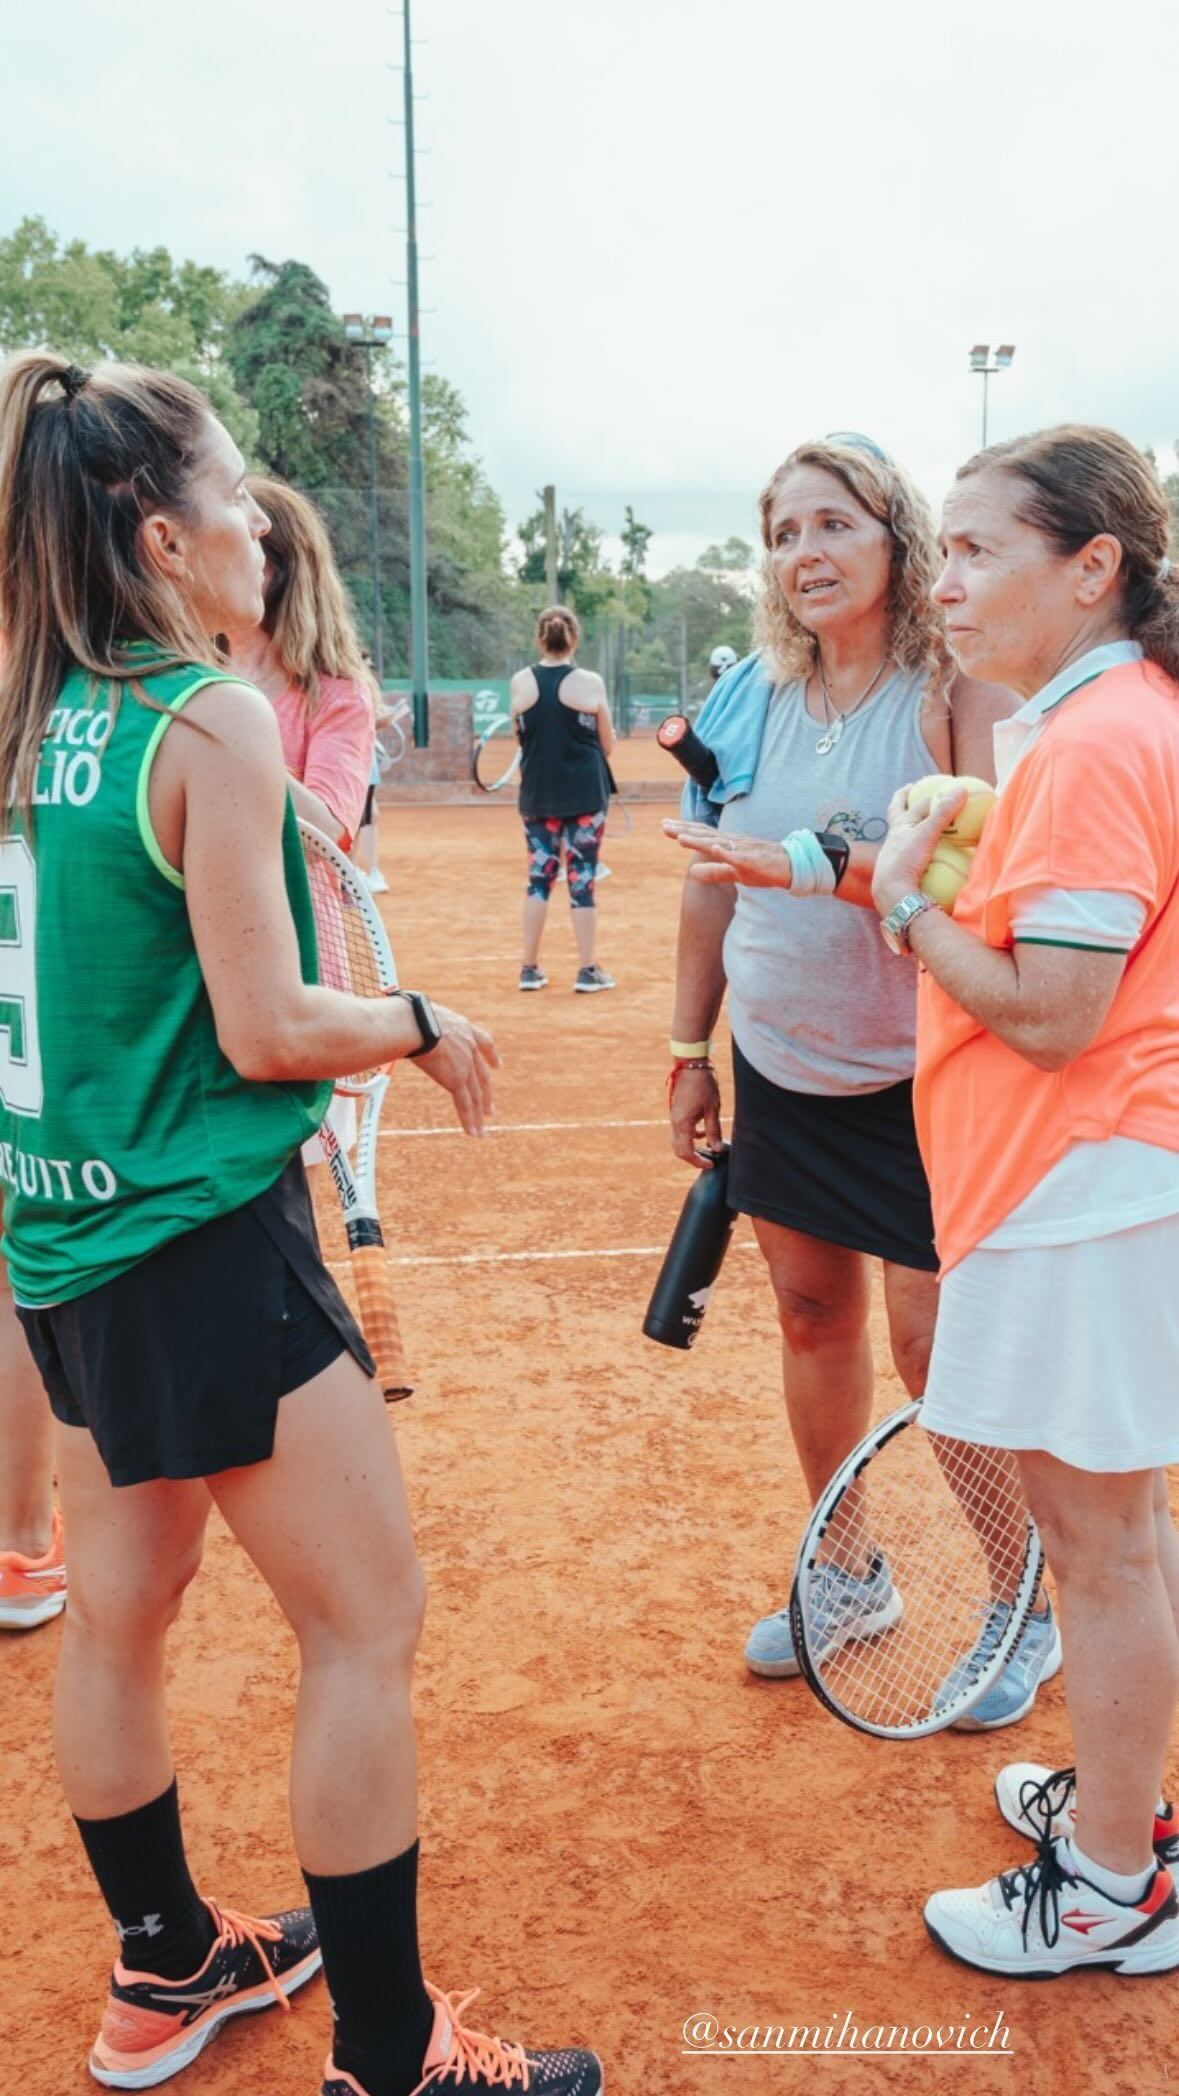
[304,1840,435,2096]
[75,1780,218,1979]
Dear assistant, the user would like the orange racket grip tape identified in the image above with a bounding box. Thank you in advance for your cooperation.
[351,1242,414,1401]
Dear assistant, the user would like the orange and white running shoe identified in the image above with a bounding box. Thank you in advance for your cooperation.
[89,1897,321,2088]
[320,1980,603,2094]
[0,1507,67,1628]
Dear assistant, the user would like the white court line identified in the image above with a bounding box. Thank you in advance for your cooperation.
[328,1241,753,1272]
[380,1116,665,1139]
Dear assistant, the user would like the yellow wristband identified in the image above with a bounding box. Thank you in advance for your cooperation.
[670,1037,712,1059]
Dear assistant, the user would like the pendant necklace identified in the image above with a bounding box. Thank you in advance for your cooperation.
[815,655,890,755]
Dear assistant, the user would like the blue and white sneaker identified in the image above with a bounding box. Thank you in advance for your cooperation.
[745,1554,902,1679]
[936,1600,1062,1732]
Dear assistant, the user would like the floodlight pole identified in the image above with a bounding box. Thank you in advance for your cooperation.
[362,338,384,683]
[404,0,430,746]
[969,344,1016,448]
[342,315,392,684]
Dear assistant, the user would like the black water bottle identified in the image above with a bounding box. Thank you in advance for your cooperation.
[643,1144,736,1350]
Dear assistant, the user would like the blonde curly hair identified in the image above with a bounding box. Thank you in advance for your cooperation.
[753,438,954,697]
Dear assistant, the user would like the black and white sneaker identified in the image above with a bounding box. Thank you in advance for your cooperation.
[574,966,615,993]
[518,965,548,991]
[90,1898,321,2086]
[995,1762,1179,1867]
[322,1981,603,2095]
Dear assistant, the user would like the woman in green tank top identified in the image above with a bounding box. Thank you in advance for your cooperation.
[0,352,599,2096]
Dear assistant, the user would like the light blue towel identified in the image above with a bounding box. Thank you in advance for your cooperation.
[678,651,776,828]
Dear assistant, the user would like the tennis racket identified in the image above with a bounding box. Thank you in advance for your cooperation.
[472,714,522,793]
[789,1402,1043,1739]
[376,698,410,774]
[297,819,412,1400]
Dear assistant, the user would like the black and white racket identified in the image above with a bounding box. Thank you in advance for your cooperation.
[472,714,521,793]
[789,1401,1043,1739]
[376,697,410,774]
[298,820,412,1399]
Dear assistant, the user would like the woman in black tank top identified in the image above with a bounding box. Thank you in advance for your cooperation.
[510,605,618,992]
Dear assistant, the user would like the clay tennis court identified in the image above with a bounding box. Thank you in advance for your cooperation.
[2,788,1169,2095]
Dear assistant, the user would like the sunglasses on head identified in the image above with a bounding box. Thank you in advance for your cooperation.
[823,430,891,462]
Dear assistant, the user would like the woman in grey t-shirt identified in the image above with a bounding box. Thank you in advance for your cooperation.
[664,437,1049,1725]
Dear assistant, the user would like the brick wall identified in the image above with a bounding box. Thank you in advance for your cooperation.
[381,690,476,803]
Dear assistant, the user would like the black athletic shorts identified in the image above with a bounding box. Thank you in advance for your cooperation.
[728,1040,938,1274]
[18,1157,374,1487]
[361,783,377,828]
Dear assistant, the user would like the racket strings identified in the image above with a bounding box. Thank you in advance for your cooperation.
[802,1429,1036,1733]
[302,849,387,1086]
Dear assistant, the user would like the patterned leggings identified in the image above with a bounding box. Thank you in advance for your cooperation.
[523,811,606,908]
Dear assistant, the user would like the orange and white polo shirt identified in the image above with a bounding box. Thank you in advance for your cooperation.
[914,651,1179,1274]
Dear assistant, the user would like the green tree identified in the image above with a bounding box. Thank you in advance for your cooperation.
[696,535,755,572]
[516,501,617,619]
[227,255,516,676]
[0,216,257,447]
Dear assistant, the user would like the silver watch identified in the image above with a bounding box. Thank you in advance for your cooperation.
[880,891,938,956]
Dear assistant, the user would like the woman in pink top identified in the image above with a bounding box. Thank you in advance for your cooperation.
[226,478,376,852]
[226,480,377,1172]
[873,428,1179,1980]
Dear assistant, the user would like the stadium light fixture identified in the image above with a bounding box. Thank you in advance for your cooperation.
[968,342,1016,444]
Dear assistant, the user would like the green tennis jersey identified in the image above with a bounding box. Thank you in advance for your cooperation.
[0,660,332,1306]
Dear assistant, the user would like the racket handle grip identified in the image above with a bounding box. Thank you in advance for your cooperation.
[352,1243,414,1400]
[643,1144,736,1351]
[657,716,720,792]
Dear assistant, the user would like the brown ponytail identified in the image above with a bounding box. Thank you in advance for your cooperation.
[957,426,1179,683]
[536,605,580,657]
[0,350,217,816]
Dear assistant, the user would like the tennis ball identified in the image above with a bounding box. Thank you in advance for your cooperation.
[907,773,997,843]
[920,840,975,908]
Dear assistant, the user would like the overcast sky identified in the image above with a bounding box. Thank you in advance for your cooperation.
[3,0,1176,572]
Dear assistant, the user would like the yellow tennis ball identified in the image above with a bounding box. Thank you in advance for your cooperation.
[907,773,997,844]
[920,840,975,908]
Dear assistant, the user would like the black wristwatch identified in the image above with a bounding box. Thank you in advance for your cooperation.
[814,829,851,890]
[393,988,443,1058]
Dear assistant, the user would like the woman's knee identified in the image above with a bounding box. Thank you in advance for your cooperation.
[67,1533,204,1649]
[889,1330,932,1395]
[295,1543,427,1670]
[770,1280,865,1356]
[1030,1476,1158,1587]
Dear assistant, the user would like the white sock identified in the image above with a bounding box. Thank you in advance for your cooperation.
[1066,1837,1153,1905]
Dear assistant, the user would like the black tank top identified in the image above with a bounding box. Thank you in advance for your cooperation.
[516,663,611,820]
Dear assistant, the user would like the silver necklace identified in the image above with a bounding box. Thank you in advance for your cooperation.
[815,655,890,755]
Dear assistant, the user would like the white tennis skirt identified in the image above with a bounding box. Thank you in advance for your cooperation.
[923,1212,1179,1473]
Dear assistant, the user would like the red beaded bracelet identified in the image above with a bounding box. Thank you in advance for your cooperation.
[667,1056,716,1107]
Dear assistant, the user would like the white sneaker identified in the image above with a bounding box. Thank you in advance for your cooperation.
[365,870,390,895]
[925,1837,1179,1977]
[995,1762,1179,1867]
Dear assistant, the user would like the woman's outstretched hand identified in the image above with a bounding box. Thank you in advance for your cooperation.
[662,819,793,889]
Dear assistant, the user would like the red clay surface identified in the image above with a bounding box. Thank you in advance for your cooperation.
[2,801,1172,2095]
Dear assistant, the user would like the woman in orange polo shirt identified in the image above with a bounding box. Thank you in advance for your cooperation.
[872,426,1179,1978]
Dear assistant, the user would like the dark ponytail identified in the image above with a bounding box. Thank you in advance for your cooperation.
[0,350,217,815]
[536,604,581,657]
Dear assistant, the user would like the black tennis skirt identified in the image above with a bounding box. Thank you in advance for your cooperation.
[19,1157,374,1487]
[728,1040,937,1273]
